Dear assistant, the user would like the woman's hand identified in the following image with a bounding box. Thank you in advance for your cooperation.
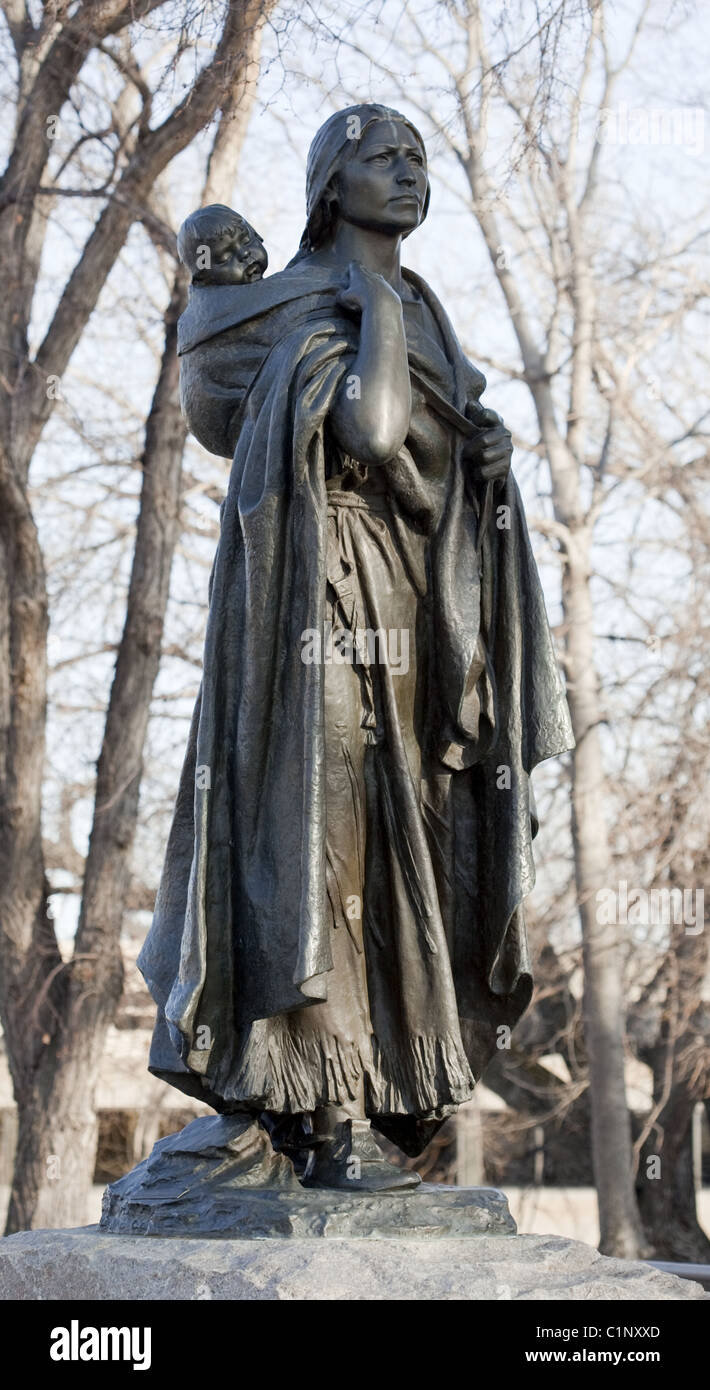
[463,406,512,485]
[336,260,402,318]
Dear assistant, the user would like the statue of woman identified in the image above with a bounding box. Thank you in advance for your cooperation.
[138,104,574,1191]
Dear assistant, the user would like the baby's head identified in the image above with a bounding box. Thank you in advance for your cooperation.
[177,204,268,286]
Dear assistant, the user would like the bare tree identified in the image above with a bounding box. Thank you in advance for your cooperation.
[0,0,274,1232]
[309,0,709,1255]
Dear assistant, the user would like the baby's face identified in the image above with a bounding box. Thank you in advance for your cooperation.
[203,219,268,285]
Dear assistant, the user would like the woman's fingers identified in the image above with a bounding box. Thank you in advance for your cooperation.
[465,423,512,458]
[477,447,511,469]
[477,426,511,448]
[478,459,511,480]
[467,438,512,481]
[466,442,512,465]
[336,288,366,317]
[469,405,503,429]
[336,290,360,313]
[479,439,511,456]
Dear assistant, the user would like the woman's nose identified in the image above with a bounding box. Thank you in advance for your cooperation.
[395,160,416,185]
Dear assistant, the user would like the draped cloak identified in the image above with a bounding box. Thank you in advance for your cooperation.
[137,260,575,1155]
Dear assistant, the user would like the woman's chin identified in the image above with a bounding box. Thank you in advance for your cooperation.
[350,213,421,238]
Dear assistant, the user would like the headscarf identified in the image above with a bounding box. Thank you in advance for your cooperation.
[294,103,431,258]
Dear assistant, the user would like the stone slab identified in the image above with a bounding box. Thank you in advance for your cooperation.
[0,1227,705,1300]
[100,1180,515,1239]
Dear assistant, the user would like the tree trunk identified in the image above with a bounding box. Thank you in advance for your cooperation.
[3,271,187,1231]
[562,528,645,1258]
[638,1098,710,1262]
[455,1096,485,1186]
[635,923,710,1260]
[6,1053,100,1232]
[0,1,273,1233]
[461,130,646,1255]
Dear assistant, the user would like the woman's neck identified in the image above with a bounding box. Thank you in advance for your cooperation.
[319,221,404,290]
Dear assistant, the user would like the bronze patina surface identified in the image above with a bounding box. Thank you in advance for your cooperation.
[112,105,573,1215]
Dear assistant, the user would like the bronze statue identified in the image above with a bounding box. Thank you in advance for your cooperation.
[137,104,574,1194]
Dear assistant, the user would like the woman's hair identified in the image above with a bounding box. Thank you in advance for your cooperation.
[291,104,430,263]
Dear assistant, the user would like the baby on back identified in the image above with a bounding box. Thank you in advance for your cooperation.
[177,203,268,287]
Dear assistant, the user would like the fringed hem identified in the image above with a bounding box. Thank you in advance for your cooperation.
[209,1019,475,1118]
[367,1030,475,1115]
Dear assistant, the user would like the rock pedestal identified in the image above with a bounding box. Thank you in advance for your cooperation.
[0,1227,704,1301]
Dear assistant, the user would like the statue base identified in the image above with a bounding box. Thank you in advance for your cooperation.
[97,1112,515,1238]
[101,1180,515,1240]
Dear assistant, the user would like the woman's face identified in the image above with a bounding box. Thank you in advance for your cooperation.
[333,119,428,237]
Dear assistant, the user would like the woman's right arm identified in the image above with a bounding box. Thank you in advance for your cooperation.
[330,262,411,467]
